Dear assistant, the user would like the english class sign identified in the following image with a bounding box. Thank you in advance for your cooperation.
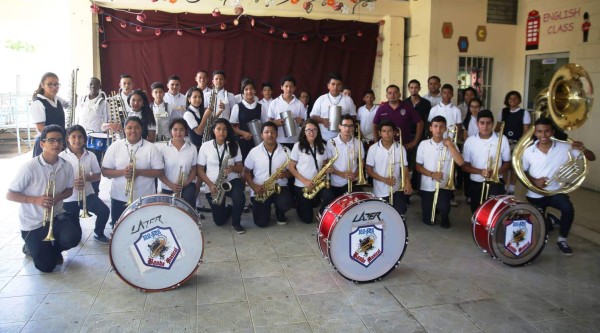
[542,7,582,35]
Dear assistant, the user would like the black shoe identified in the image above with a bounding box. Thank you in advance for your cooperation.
[232,224,246,234]
[277,215,288,225]
[94,234,110,244]
[441,222,451,229]
[56,253,64,265]
[557,241,573,256]
[196,206,212,213]
[109,221,115,229]
[22,244,31,256]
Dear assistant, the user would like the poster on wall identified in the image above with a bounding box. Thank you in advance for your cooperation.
[582,12,591,42]
[526,10,540,50]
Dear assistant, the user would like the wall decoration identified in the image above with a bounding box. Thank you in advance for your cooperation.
[442,22,453,39]
[476,25,487,42]
[526,10,540,50]
[457,36,468,52]
[582,12,591,42]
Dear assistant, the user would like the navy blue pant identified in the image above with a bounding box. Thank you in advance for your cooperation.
[250,187,293,227]
[205,178,246,227]
[470,181,506,213]
[420,189,452,225]
[293,186,335,224]
[63,194,110,237]
[527,194,574,238]
[110,199,128,226]
[161,183,197,210]
[381,191,409,216]
[21,213,82,272]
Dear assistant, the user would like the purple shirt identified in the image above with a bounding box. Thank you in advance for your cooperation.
[372,101,422,142]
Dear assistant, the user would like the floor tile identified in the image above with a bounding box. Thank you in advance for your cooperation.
[81,311,141,333]
[386,283,447,309]
[273,240,316,257]
[0,294,44,323]
[249,293,306,327]
[0,259,29,277]
[457,298,533,332]
[21,316,86,333]
[197,261,241,281]
[308,313,369,333]
[239,258,285,278]
[494,290,569,322]
[297,291,355,322]
[244,276,293,299]
[254,322,312,333]
[288,270,340,295]
[0,322,26,333]
[361,309,426,333]
[145,283,198,310]
[344,285,403,314]
[139,305,197,332]
[49,268,107,293]
[196,277,246,305]
[280,255,329,274]
[31,291,96,321]
[430,278,491,303]
[90,288,147,314]
[236,242,278,261]
[538,288,600,317]
[409,304,481,333]
[196,301,252,332]
[0,274,58,297]
[532,317,600,333]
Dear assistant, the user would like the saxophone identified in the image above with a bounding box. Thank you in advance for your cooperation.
[255,147,290,203]
[202,87,217,144]
[212,153,232,205]
[66,68,78,127]
[303,140,338,199]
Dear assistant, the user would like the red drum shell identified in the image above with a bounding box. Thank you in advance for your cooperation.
[472,195,547,266]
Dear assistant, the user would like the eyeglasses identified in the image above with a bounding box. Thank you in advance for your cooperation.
[304,129,317,133]
[42,138,64,144]
[46,83,61,88]
[340,124,355,128]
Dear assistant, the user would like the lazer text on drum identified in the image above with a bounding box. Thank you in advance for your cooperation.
[130,215,164,234]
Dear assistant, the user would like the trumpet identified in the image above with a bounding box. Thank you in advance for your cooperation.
[174,166,185,199]
[43,173,56,241]
[78,163,91,218]
[125,155,136,206]
[481,122,505,204]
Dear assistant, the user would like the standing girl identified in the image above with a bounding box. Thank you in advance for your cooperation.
[31,72,70,156]
[127,90,157,142]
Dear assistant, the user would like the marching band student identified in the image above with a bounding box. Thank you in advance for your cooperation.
[195,70,211,94]
[243,121,293,227]
[127,90,157,142]
[204,70,236,119]
[269,76,306,150]
[198,119,246,233]
[7,125,81,272]
[462,110,511,213]
[158,119,198,208]
[163,75,187,120]
[327,115,364,198]
[230,79,268,160]
[497,91,531,195]
[150,82,172,142]
[60,125,110,243]
[416,116,464,228]
[522,117,596,255]
[119,74,134,113]
[288,119,335,224]
[31,72,70,156]
[184,87,211,149]
[462,98,483,204]
[366,120,413,216]
[357,89,379,145]
[311,72,357,141]
[458,87,478,121]
[299,90,312,118]
[428,84,463,139]
[259,81,273,111]
[102,116,164,227]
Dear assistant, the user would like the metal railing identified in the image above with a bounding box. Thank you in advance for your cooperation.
[0,93,33,154]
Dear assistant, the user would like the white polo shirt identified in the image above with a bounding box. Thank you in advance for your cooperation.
[9,155,73,231]
[366,140,408,197]
[230,100,268,125]
[164,92,187,117]
[290,141,328,187]
[268,95,306,144]
[198,140,242,183]
[203,89,236,120]
[327,135,363,187]
[244,142,289,196]
[59,148,101,202]
[416,139,459,192]
[423,93,442,107]
[465,116,479,137]
[259,98,273,112]
[158,140,198,191]
[428,102,463,138]
[463,133,511,182]
[127,110,157,132]
[357,104,379,141]
[120,92,132,113]
[102,138,164,202]
[312,93,357,140]
[75,92,108,133]
[522,140,580,199]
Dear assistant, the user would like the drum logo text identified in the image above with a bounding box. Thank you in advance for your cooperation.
[134,226,181,270]
[504,219,533,256]
[352,211,382,223]
[131,215,164,234]
[349,225,383,267]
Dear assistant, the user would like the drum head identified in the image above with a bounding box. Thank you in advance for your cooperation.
[326,197,407,282]
[483,197,547,266]
[110,196,203,291]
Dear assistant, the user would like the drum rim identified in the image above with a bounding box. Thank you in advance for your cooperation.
[109,194,204,292]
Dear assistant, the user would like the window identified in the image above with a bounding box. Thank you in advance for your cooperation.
[457,56,494,109]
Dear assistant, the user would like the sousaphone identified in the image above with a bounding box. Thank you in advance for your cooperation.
[512,64,594,195]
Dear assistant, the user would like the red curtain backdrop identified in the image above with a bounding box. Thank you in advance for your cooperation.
[98,8,379,106]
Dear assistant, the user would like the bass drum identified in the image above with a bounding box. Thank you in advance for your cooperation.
[472,195,548,266]
[318,192,408,283]
[110,195,204,292]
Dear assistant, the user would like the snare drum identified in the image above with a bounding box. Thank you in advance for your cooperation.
[318,192,408,282]
[86,132,110,151]
[472,195,548,266]
[110,195,204,292]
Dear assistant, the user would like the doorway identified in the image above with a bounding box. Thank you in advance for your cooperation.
[524,53,569,111]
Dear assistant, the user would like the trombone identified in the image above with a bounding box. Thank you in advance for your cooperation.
[388,128,405,205]
[43,172,56,241]
[480,122,505,204]
[431,126,458,223]
[78,162,91,218]
[430,147,446,224]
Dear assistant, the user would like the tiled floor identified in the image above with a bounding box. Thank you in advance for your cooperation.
[1,153,599,333]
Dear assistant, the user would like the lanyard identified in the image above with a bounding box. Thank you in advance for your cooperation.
[264,145,276,176]
[307,145,319,170]
[214,141,228,168]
